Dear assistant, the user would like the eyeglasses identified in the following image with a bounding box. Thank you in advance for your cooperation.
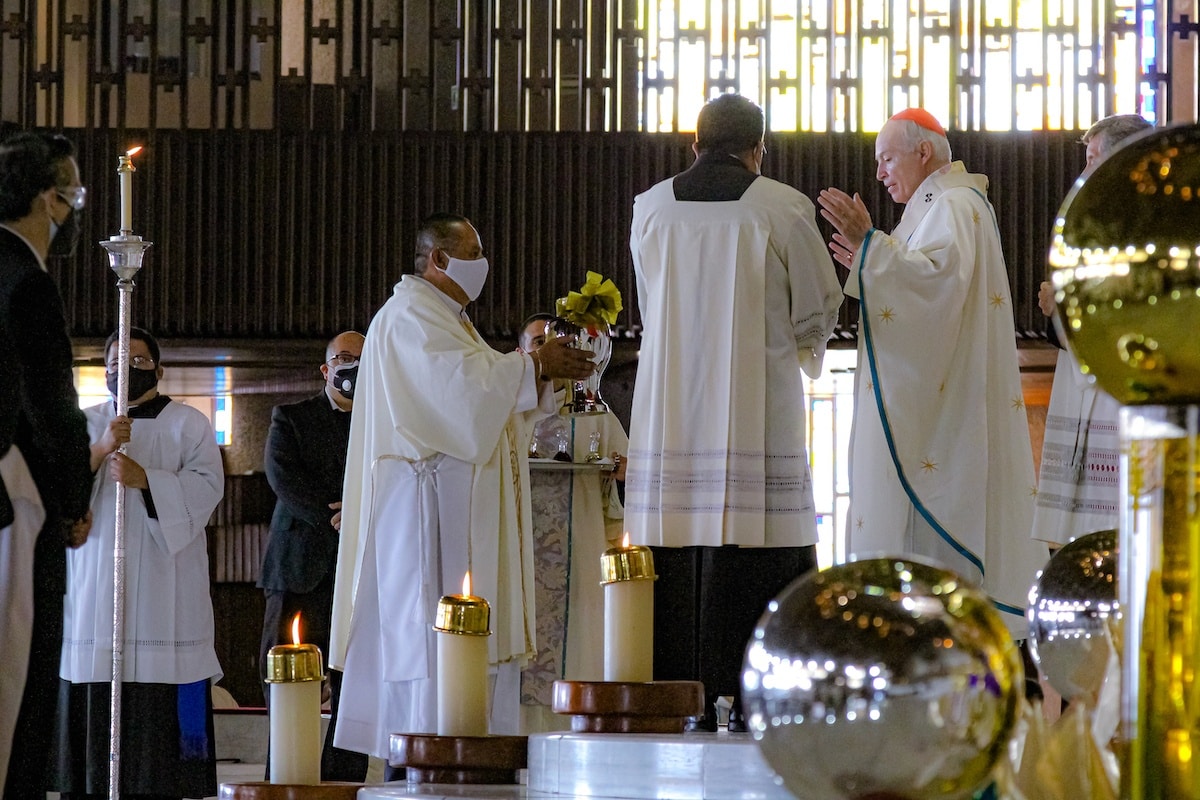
[106,355,155,372]
[327,354,359,367]
[56,185,87,211]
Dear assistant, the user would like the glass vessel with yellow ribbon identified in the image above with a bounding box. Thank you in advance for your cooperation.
[554,271,622,416]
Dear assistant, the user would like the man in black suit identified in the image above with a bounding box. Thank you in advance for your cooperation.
[0,131,93,799]
[258,330,367,781]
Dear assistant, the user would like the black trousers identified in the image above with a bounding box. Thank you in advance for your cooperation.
[651,544,818,707]
[52,680,217,799]
[321,669,368,782]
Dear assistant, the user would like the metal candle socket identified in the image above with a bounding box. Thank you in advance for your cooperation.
[99,234,152,282]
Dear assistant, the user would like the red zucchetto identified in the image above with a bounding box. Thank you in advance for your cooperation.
[889,108,947,137]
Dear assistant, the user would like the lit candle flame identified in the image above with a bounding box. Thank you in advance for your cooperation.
[291,612,302,645]
[622,532,630,548]
[462,571,472,597]
[125,146,143,158]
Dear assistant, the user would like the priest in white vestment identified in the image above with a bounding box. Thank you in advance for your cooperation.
[1030,114,1151,545]
[515,314,628,732]
[626,94,842,729]
[818,109,1049,638]
[53,328,225,798]
[330,214,597,763]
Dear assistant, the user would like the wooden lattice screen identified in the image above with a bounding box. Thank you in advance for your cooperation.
[1,0,1194,133]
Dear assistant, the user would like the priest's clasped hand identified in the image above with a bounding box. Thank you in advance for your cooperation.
[61,510,93,549]
[817,188,874,269]
[533,334,597,382]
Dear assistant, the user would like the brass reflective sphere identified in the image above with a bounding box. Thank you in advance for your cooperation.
[741,557,1023,800]
[1026,530,1118,702]
[1049,124,1200,404]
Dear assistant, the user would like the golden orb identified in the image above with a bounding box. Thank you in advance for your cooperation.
[1048,124,1200,404]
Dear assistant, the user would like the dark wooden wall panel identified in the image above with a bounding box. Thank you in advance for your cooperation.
[53,129,1085,342]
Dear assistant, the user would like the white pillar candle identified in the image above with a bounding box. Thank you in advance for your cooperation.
[434,572,491,736]
[119,167,131,231]
[117,148,140,232]
[268,677,321,784]
[265,615,323,785]
[436,629,489,736]
[601,535,657,682]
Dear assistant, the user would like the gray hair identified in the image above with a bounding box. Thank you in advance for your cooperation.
[412,212,471,274]
[1081,114,1152,157]
[889,119,953,163]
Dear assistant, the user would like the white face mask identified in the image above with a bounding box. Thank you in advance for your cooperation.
[440,255,490,301]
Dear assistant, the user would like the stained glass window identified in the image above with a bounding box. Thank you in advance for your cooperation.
[639,0,1168,132]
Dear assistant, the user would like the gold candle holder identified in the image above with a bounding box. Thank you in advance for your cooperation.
[434,593,491,636]
[264,643,324,683]
[600,542,657,585]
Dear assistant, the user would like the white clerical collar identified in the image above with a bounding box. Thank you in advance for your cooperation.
[0,223,47,272]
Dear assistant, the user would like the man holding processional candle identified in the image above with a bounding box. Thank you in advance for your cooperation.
[329,213,596,769]
[51,327,225,799]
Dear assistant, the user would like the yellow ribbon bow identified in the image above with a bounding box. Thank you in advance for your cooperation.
[555,271,623,329]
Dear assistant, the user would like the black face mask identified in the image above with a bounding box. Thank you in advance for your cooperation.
[330,363,358,400]
[106,366,159,403]
[48,207,81,258]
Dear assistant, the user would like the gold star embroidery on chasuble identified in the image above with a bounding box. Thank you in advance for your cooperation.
[1011,396,1025,411]
[939,381,946,393]
[990,292,1006,308]
[1029,485,1039,497]
[856,517,864,530]
[972,210,981,225]
[920,458,938,473]
[878,306,896,323]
